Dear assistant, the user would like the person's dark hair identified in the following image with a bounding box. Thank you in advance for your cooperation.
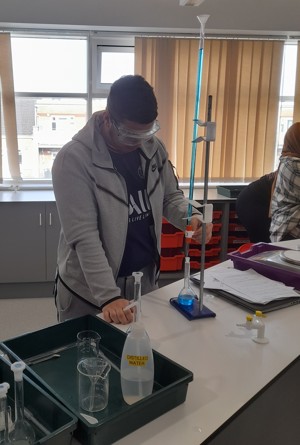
[107,75,158,124]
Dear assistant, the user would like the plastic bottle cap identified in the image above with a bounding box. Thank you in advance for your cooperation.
[132,272,143,283]
[246,315,253,321]
[11,361,26,381]
[0,382,10,398]
[255,311,263,317]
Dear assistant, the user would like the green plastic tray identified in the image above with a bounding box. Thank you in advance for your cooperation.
[1,315,193,445]
[0,355,77,445]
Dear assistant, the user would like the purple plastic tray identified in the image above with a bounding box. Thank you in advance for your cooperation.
[227,243,300,290]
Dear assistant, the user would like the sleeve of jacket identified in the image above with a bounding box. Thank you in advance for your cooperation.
[160,147,202,231]
[52,142,122,308]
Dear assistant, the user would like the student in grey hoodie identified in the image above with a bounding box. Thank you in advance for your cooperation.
[52,75,212,325]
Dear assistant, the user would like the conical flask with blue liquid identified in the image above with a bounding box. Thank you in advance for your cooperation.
[177,256,196,306]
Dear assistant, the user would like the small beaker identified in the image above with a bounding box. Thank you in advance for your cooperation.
[77,357,111,412]
[77,330,101,363]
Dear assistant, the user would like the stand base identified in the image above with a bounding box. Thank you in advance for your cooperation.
[170,297,216,321]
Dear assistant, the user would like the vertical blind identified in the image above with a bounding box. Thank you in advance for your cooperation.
[135,37,284,181]
[1,34,294,183]
[0,33,21,183]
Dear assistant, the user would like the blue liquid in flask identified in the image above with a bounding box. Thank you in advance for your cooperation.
[177,293,195,306]
[177,257,196,307]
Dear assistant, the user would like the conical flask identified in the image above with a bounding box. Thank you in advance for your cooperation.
[9,362,35,445]
[177,256,196,306]
[120,272,154,405]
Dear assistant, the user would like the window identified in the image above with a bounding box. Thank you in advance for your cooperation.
[92,37,134,94]
[1,31,298,185]
[0,35,88,181]
[91,36,134,113]
[1,33,134,183]
[12,37,87,93]
[275,42,298,168]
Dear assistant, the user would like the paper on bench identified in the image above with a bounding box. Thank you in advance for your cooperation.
[193,266,299,304]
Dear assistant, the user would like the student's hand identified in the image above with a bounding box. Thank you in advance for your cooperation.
[190,215,213,244]
[102,298,134,325]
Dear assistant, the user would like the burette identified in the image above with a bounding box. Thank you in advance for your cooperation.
[185,15,210,312]
[186,14,209,224]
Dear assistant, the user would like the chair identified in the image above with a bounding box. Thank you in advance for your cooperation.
[236,173,275,243]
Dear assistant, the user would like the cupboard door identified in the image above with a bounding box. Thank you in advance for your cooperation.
[45,202,60,281]
[0,202,45,282]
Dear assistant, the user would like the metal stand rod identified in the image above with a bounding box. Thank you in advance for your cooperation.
[199,95,213,311]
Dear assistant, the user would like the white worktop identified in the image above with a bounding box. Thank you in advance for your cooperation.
[0,187,236,203]
[0,189,56,202]
[99,239,299,445]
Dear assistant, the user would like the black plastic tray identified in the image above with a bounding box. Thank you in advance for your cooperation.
[0,355,77,445]
[1,315,193,445]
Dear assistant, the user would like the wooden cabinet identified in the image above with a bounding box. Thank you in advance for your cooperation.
[0,201,60,283]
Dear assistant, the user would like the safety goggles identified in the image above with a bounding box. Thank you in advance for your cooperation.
[111,118,160,145]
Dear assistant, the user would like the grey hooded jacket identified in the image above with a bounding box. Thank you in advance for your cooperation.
[52,111,199,310]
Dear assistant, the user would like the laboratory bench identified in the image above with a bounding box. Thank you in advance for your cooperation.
[86,238,299,445]
[2,238,299,444]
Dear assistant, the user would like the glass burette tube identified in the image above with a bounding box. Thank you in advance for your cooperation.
[187,14,210,225]
[186,15,210,311]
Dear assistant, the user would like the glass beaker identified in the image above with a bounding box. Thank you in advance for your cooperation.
[77,357,111,413]
[77,330,101,363]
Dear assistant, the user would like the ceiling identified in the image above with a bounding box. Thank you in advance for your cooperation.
[0,0,299,37]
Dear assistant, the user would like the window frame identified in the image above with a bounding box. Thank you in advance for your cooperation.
[91,36,135,96]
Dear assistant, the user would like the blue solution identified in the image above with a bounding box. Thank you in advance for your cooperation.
[177,294,195,306]
[188,46,204,220]
[178,257,196,307]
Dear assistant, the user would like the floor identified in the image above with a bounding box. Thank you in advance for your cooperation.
[0,297,58,341]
